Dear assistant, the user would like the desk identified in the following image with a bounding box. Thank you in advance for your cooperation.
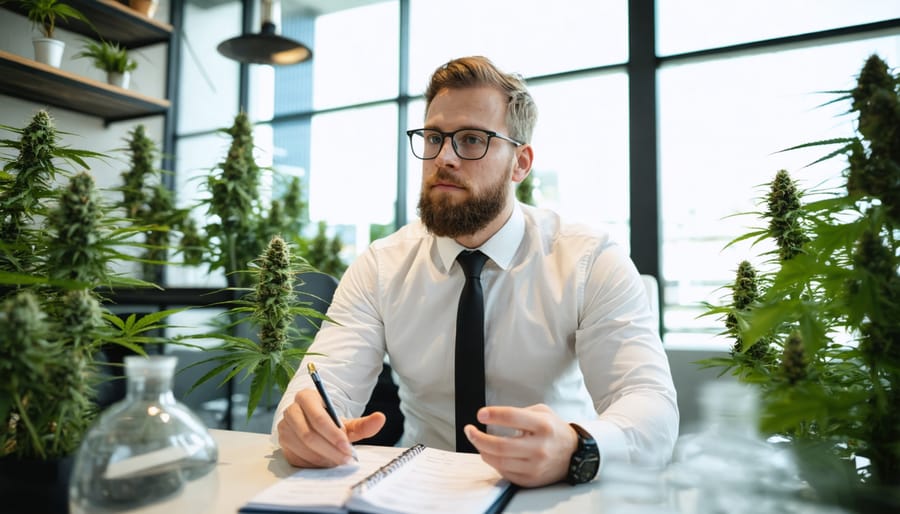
[128,429,632,514]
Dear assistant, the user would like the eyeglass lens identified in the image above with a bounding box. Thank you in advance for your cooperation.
[410,129,493,160]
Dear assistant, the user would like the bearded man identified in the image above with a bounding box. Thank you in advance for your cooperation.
[273,56,678,488]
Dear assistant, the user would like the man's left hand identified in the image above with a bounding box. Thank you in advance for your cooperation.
[464,404,579,487]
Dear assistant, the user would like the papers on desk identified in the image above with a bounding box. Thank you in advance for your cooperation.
[239,444,516,514]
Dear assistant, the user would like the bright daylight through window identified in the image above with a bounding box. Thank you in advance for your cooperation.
[174,0,900,350]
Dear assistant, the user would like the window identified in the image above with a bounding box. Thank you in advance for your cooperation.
[659,36,900,347]
[306,104,399,256]
[177,0,242,134]
[657,0,900,56]
[408,0,627,93]
[172,0,900,347]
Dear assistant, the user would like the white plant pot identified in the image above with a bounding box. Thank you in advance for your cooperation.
[33,38,65,68]
[107,71,131,89]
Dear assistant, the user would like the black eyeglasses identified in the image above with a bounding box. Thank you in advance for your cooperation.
[406,128,523,160]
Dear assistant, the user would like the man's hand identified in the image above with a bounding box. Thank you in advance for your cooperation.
[463,404,579,487]
[277,388,386,468]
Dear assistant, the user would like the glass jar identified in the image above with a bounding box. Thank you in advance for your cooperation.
[663,381,805,513]
[69,355,218,513]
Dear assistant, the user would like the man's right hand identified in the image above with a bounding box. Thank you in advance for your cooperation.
[277,388,386,468]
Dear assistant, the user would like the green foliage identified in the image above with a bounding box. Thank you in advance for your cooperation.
[74,40,137,73]
[115,125,196,282]
[197,113,345,287]
[202,112,266,288]
[0,110,105,274]
[700,54,900,496]
[19,0,91,39]
[0,111,177,460]
[298,221,347,278]
[179,236,325,419]
[515,171,537,206]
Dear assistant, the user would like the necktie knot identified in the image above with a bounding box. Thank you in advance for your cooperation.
[457,250,488,279]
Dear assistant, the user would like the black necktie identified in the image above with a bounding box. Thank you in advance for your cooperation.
[455,250,489,453]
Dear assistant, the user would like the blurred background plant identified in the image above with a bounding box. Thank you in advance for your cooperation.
[700,54,900,510]
[116,124,202,284]
[192,111,346,288]
[74,39,138,74]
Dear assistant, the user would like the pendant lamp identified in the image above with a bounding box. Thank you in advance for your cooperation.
[217,0,312,66]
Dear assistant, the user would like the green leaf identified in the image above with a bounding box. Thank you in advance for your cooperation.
[741,300,797,345]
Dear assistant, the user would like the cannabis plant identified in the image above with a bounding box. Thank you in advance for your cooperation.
[180,236,325,418]
[0,111,179,461]
[116,125,200,282]
[0,110,103,274]
[298,221,347,278]
[196,112,345,286]
[701,54,900,507]
[202,111,265,288]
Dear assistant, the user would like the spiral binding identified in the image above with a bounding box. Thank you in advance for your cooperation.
[350,443,426,493]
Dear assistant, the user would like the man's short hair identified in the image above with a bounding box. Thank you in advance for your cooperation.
[424,56,537,144]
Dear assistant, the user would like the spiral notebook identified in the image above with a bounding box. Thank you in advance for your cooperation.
[240,444,516,514]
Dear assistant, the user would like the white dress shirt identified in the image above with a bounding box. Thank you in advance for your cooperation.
[274,203,678,468]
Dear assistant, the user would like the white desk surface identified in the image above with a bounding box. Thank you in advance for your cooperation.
[127,428,628,514]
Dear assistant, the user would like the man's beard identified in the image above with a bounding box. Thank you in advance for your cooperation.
[418,168,510,238]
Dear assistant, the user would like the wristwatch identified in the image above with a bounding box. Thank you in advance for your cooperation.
[565,423,600,485]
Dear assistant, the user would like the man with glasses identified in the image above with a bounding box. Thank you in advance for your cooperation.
[274,56,678,487]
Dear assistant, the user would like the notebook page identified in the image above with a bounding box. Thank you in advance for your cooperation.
[346,447,511,514]
[242,445,405,513]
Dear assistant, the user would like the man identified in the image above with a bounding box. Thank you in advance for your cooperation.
[274,56,678,488]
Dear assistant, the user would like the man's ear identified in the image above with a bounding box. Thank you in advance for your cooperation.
[511,144,534,184]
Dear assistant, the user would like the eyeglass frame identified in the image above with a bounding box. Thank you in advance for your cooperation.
[406,127,524,161]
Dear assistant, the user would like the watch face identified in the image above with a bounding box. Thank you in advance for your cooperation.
[574,455,600,482]
[567,423,600,484]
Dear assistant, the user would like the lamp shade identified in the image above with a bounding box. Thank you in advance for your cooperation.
[217,0,312,66]
[217,21,311,65]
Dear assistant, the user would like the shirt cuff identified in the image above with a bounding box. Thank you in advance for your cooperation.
[577,419,630,474]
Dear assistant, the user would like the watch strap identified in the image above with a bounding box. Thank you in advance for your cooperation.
[566,423,600,485]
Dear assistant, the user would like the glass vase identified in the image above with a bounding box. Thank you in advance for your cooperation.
[69,355,218,513]
[663,381,805,513]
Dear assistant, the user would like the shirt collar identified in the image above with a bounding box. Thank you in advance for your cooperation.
[435,203,525,273]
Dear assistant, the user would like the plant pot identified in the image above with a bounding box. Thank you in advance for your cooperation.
[0,454,74,513]
[33,38,65,68]
[107,71,131,89]
[129,0,159,18]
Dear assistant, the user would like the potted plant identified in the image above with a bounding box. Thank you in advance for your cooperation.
[0,110,180,512]
[74,40,138,89]
[701,54,900,510]
[19,0,91,68]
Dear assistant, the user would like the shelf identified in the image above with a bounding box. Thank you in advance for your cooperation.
[2,0,172,49]
[0,50,169,124]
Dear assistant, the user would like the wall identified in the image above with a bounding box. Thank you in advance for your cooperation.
[0,1,171,192]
